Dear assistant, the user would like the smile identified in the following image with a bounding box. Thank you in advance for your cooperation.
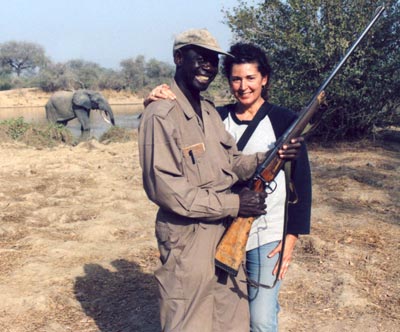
[195,75,211,83]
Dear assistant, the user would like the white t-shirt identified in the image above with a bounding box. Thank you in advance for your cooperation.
[223,112,287,251]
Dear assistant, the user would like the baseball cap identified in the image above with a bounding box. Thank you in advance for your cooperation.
[173,28,232,57]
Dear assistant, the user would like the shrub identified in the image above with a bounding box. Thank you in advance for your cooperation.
[0,117,30,139]
[99,126,137,143]
[0,118,75,147]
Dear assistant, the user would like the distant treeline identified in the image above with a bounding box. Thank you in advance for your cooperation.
[0,40,229,101]
[0,41,174,97]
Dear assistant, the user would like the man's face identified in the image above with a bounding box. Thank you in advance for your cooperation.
[175,46,219,92]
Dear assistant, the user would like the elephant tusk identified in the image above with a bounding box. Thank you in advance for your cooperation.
[101,111,112,124]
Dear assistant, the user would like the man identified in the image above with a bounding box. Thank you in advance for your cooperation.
[138,29,269,332]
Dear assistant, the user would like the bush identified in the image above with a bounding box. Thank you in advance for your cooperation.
[0,117,75,147]
[0,73,14,90]
[0,117,30,139]
[225,0,400,141]
[99,126,137,144]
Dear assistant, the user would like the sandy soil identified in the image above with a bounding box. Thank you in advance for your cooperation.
[0,89,399,331]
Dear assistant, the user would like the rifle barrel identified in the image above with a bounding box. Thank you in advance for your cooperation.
[316,5,385,97]
[282,5,385,143]
[254,5,386,181]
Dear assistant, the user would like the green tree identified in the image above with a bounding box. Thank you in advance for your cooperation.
[145,58,174,81]
[36,60,108,92]
[225,0,400,140]
[0,41,49,77]
[36,62,74,92]
[0,69,13,90]
[65,59,104,89]
[119,56,174,95]
[97,68,127,91]
[120,55,147,90]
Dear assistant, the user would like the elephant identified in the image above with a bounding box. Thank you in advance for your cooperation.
[45,90,115,137]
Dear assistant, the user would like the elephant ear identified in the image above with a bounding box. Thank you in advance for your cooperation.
[72,90,91,110]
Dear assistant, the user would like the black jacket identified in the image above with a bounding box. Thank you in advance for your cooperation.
[218,102,312,235]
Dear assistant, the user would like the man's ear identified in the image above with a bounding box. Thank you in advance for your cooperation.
[174,50,183,66]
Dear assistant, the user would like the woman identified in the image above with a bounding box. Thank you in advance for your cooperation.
[145,42,312,332]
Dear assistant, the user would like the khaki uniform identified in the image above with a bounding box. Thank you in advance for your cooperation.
[139,81,264,332]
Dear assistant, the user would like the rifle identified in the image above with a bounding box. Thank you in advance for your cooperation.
[215,5,386,277]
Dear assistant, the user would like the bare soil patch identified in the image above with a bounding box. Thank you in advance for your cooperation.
[0,89,399,331]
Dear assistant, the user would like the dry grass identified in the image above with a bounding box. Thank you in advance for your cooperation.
[0,89,399,331]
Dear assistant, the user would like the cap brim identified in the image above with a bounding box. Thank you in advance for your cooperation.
[193,43,233,57]
[175,43,233,57]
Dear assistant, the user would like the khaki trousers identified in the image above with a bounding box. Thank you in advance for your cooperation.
[154,211,249,332]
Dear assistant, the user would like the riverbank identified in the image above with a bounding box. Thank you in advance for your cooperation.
[0,88,143,108]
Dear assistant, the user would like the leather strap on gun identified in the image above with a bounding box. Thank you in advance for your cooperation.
[215,5,386,277]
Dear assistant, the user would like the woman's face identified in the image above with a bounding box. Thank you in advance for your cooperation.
[229,62,268,107]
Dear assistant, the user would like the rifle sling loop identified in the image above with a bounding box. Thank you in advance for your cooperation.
[242,161,292,289]
[287,161,298,204]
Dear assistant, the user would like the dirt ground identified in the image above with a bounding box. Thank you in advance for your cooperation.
[0,89,399,331]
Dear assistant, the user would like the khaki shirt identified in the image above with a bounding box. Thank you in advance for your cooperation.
[139,81,264,222]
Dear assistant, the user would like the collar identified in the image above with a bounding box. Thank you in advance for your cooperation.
[171,80,211,119]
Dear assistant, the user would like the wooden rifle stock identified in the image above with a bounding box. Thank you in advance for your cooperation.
[215,5,385,276]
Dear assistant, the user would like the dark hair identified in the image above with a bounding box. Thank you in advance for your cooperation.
[222,43,272,98]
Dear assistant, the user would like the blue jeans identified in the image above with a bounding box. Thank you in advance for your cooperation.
[246,241,282,332]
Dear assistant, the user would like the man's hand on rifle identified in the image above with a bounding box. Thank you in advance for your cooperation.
[238,187,268,217]
[278,137,304,160]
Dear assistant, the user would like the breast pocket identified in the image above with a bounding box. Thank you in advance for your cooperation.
[181,142,214,186]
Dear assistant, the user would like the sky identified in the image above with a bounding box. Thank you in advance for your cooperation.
[0,0,245,69]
